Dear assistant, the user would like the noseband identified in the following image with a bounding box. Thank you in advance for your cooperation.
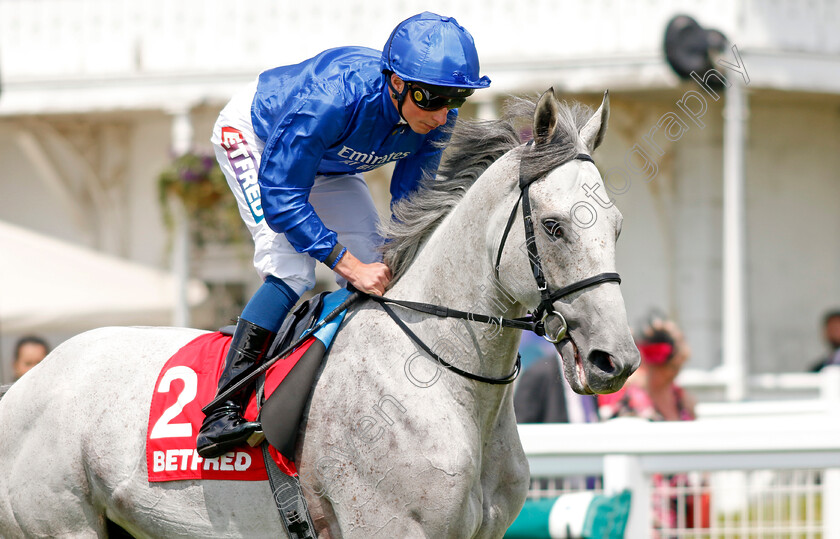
[367,142,622,384]
[493,142,621,343]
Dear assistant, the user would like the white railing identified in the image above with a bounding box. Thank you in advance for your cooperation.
[518,411,840,537]
[680,365,840,408]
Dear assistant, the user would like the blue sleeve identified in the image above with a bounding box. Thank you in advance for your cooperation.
[390,109,458,203]
[258,82,349,262]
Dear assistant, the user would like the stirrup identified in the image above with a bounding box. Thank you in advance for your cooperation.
[247,430,266,447]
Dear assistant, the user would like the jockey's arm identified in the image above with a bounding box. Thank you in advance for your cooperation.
[257,83,349,263]
[257,83,393,294]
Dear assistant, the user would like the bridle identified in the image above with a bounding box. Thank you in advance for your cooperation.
[493,141,621,344]
[368,142,622,384]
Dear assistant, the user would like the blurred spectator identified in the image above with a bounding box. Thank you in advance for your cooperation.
[598,317,695,421]
[598,316,708,533]
[808,309,840,372]
[514,332,599,424]
[13,335,50,381]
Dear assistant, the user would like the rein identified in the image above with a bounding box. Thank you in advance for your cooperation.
[369,142,622,385]
[376,300,521,385]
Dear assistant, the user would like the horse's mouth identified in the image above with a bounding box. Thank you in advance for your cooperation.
[556,337,593,395]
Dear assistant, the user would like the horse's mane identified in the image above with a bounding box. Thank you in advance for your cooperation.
[381,95,594,280]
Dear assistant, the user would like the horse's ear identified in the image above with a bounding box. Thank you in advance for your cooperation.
[579,90,610,152]
[533,88,560,146]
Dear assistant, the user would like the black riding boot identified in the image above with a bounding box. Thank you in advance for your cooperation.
[196,318,275,458]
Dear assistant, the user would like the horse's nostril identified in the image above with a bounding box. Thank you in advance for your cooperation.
[589,350,617,375]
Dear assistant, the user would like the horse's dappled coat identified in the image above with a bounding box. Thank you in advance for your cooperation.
[0,90,639,539]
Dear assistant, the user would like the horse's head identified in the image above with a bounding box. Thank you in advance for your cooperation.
[499,89,639,395]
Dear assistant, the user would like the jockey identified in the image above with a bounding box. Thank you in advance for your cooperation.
[197,12,491,458]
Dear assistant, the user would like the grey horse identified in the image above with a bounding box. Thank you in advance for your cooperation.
[0,89,639,538]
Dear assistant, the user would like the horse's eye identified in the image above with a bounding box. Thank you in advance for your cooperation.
[542,219,564,240]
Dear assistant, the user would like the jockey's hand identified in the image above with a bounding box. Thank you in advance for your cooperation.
[332,250,392,296]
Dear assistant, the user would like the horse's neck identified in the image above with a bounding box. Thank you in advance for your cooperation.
[386,161,525,416]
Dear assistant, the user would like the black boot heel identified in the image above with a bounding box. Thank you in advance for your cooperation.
[196,319,275,458]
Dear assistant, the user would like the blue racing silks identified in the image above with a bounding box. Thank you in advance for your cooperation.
[250,46,457,262]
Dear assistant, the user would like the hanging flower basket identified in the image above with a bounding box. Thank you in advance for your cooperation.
[158,151,247,247]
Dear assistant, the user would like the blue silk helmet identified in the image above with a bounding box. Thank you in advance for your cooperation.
[381,12,491,94]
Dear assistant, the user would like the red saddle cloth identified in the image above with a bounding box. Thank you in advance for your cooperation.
[146,332,314,482]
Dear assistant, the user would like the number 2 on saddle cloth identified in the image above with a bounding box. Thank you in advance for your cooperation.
[146,289,348,482]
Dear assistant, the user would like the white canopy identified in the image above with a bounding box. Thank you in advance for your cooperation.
[0,221,208,333]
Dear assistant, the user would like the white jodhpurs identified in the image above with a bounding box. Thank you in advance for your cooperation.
[211,79,382,297]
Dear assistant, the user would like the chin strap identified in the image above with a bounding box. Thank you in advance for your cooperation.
[386,77,410,123]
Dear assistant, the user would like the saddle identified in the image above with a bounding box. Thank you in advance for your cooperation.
[222,289,347,461]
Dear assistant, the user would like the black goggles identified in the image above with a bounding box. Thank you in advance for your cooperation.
[407,83,469,111]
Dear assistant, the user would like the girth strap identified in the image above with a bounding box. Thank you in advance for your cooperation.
[261,443,316,539]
